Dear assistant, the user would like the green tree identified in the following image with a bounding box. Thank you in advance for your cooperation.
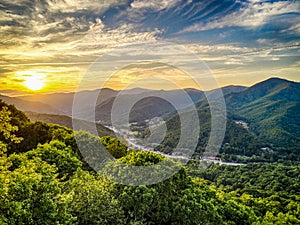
[0,106,23,155]
[26,140,82,180]
[64,170,125,225]
[0,155,75,225]
[100,136,127,159]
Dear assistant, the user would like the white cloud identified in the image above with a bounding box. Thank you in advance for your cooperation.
[181,0,300,32]
[0,12,163,74]
[130,0,180,11]
[256,38,269,44]
[75,20,163,55]
[224,59,244,65]
[48,0,126,13]
[0,0,163,61]
[184,41,300,66]
[279,16,300,35]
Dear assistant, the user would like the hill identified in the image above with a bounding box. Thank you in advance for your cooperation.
[1,87,299,225]
[19,88,118,115]
[26,111,114,137]
[151,78,300,161]
[75,89,205,124]
[154,105,268,161]
[225,77,300,152]
[0,94,62,114]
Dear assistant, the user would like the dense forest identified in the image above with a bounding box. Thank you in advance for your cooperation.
[0,100,299,224]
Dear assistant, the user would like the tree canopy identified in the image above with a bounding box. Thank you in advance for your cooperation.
[0,101,299,224]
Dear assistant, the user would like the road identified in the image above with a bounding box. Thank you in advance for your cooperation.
[105,125,246,166]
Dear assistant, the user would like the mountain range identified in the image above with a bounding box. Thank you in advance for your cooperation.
[1,77,299,159]
[0,85,244,123]
[156,78,300,158]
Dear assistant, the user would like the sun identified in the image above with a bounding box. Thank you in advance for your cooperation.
[24,74,45,91]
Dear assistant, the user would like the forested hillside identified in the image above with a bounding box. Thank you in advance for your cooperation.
[226,78,300,152]
[155,78,300,161]
[26,111,114,137]
[0,100,299,224]
[155,105,275,161]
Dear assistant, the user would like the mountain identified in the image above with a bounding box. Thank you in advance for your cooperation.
[84,89,205,124]
[154,105,267,159]
[75,95,174,125]
[0,89,30,96]
[151,78,300,160]
[0,94,62,114]
[19,88,118,115]
[2,77,299,160]
[225,78,300,107]
[26,111,114,137]
[120,88,151,95]
[6,86,244,124]
[225,77,300,151]
[206,85,246,99]
[5,77,298,156]
[219,85,247,95]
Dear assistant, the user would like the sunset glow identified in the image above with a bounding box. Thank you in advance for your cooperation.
[0,0,299,95]
[23,73,45,91]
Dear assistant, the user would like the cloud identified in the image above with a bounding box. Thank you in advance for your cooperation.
[47,0,126,13]
[0,1,163,65]
[0,0,164,92]
[0,0,299,91]
[130,0,180,11]
[80,19,162,54]
[180,0,300,32]
[185,40,300,68]
[278,15,300,35]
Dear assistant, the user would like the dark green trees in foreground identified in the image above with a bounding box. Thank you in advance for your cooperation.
[0,101,299,224]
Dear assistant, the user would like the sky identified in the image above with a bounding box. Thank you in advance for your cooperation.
[0,0,299,95]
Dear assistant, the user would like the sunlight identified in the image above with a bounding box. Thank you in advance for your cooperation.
[23,72,45,91]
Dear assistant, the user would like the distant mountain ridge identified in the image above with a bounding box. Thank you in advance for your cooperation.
[0,85,246,118]
[74,86,246,124]
[0,94,62,115]
[1,77,299,159]
[19,88,119,115]
[26,111,114,137]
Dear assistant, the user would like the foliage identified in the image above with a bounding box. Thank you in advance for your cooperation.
[0,155,75,224]
[100,136,128,159]
[0,106,23,154]
[226,78,300,151]
[26,111,114,137]
[26,140,82,180]
[64,170,125,225]
[0,100,299,225]
[192,163,300,224]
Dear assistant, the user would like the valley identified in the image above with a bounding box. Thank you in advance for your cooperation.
[2,77,298,164]
[1,77,299,225]
[1,1,299,223]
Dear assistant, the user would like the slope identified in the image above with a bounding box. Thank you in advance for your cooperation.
[19,88,118,115]
[226,77,300,152]
[26,111,114,137]
[0,94,62,115]
[154,105,267,159]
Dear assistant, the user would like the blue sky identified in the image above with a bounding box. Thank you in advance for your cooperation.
[0,0,299,93]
